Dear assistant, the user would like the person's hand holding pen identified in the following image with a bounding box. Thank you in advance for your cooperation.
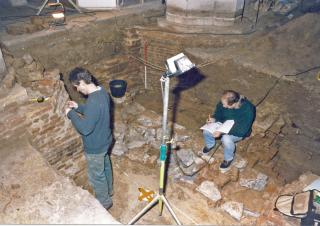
[206,114,215,124]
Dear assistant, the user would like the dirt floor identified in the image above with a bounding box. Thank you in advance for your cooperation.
[1,0,320,224]
[108,7,320,223]
[134,58,320,183]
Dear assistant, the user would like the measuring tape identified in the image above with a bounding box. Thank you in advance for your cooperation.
[30,96,50,103]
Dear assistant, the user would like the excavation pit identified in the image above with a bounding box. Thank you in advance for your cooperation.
[0,1,320,225]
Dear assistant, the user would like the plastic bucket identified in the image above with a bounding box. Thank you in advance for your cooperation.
[109,80,127,98]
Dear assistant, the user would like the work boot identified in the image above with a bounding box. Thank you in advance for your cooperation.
[202,146,214,154]
[104,201,113,210]
[219,159,233,173]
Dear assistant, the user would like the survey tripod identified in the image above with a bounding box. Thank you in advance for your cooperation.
[128,72,181,225]
[37,0,82,15]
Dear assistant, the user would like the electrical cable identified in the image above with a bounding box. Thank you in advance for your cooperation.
[128,54,165,71]
[255,75,282,108]
[255,65,320,108]
[283,65,320,77]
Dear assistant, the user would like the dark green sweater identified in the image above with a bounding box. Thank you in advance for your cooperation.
[212,98,256,138]
[68,87,112,154]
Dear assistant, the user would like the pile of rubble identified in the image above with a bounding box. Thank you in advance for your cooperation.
[110,94,319,224]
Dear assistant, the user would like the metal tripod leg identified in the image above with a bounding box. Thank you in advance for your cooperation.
[128,194,160,225]
[36,0,49,15]
[128,75,181,225]
[67,0,82,13]
[128,193,181,225]
[37,0,82,15]
[161,194,181,225]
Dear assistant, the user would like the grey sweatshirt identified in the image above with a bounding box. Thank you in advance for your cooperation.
[68,87,112,154]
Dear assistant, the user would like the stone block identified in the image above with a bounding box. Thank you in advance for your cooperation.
[22,53,34,65]
[240,172,268,191]
[176,149,195,167]
[194,156,205,165]
[178,174,197,185]
[111,142,128,156]
[243,208,260,218]
[233,157,247,171]
[196,180,221,202]
[221,201,244,221]
[179,161,202,176]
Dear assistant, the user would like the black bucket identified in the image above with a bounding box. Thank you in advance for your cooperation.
[109,80,127,98]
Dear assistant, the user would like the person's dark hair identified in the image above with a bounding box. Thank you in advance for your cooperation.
[69,67,96,85]
[223,90,240,106]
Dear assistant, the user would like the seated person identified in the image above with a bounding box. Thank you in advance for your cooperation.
[203,90,256,171]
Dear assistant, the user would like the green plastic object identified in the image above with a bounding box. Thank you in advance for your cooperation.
[160,144,166,161]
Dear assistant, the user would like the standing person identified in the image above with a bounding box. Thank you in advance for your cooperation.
[65,67,113,209]
[203,90,256,172]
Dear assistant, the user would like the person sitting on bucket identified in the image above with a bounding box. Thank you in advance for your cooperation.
[202,90,256,171]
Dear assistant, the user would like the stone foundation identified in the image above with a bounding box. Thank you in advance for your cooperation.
[166,0,244,27]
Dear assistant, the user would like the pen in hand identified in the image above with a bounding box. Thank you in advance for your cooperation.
[207,114,212,124]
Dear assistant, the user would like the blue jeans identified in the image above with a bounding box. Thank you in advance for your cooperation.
[203,130,242,161]
[85,151,113,208]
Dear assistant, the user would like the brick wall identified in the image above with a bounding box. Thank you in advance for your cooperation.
[24,74,86,181]
[134,29,241,90]
[0,68,86,183]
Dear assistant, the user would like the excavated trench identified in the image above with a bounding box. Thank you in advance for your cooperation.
[1,5,320,225]
[59,53,320,224]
